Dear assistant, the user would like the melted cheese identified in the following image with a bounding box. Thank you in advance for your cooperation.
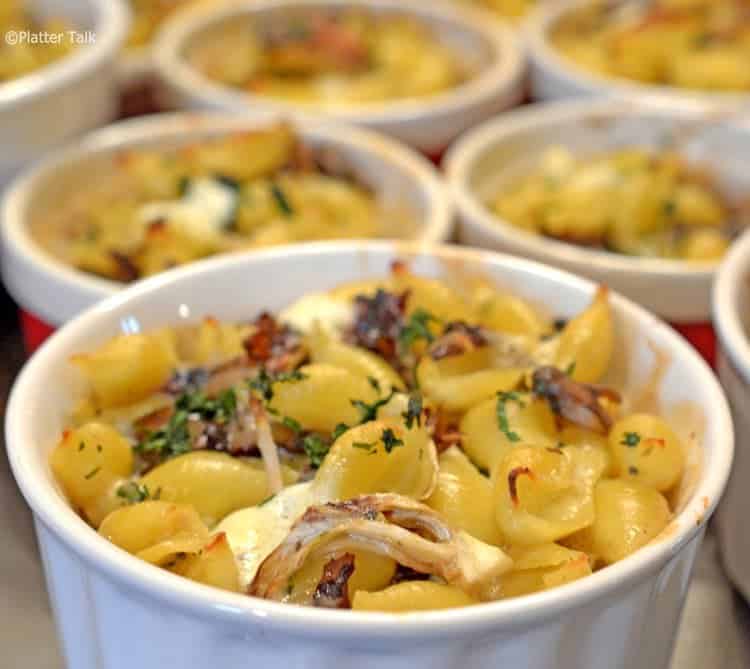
[280,293,354,335]
[138,177,238,243]
[217,482,318,588]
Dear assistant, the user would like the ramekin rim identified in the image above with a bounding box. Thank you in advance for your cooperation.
[714,230,750,384]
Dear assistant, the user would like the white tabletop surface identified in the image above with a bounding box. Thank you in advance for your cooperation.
[2,433,749,668]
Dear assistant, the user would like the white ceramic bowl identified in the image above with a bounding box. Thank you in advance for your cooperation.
[526,0,750,113]
[445,99,750,323]
[713,229,750,602]
[5,241,732,669]
[0,0,130,188]
[152,0,526,153]
[0,112,452,330]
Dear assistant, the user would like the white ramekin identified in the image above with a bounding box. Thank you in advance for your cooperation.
[0,112,452,331]
[713,229,750,603]
[444,99,750,324]
[152,0,526,153]
[525,0,750,113]
[0,0,130,187]
[6,241,733,669]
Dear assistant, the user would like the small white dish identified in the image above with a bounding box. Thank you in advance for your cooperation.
[152,0,526,153]
[5,241,733,669]
[526,0,750,114]
[0,112,453,329]
[445,99,750,323]
[0,0,130,187]
[713,229,750,603]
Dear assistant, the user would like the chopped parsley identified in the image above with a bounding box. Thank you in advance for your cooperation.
[136,388,238,459]
[259,493,276,507]
[398,308,439,351]
[402,393,423,429]
[367,376,381,393]
[248,368,307,402]
[271,183,294,217]
[84,466,101,480]
[332,423,350,441]
[117,482,159,504]
[303,434,330,468]
[282,416,302,433]
[351,389,396,424]
[381,428,404,453]
[662,199,676,217]
[78,442,85,451]
[352,441,377,452]
[565,361,576,377]
[496,391,525,443]
[621,432,641,448]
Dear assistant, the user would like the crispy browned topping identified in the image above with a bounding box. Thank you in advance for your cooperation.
[429,322,488,360]
[243,312,306,373]
[508,466,534,507]
[345,289,408,365]
[133,406,174,439]
[430,410,462,453]
[312,553,356,609]
[109,251,140,282]
[532,366,621,433]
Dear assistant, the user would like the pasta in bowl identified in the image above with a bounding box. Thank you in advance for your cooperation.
[1,112,450,332]
[5,243,732,669]
[0,0,128,186]
[52,260,687,607]
[446,100,750,324]
[153,0,525,152]
[527,0,750,106]
[0,0,77,82]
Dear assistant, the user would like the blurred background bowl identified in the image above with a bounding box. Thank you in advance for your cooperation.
[152,0,526,154]
[525,0,750,113]
[445,99,750,363]
[1,112,453,343]
[0,0,130,188]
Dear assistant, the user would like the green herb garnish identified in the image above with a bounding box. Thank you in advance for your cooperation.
[398,308,439,351]
[282,416,302,433]
[621,432,641,448]
[496,391,525,443]
[116,482,158,504]
[351,389,396,425]
[402,393,423,429]
[259,493,276,506]
[381,428,404,453]
[249,368,307,402]
[332,423,350,441]
[84,466,101,480]
[565,361,576,377]
[271,183,294,217]
[352,441,376,452]
[303,434,330,468]
[367,376,381,393]
[136,388,238,459]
